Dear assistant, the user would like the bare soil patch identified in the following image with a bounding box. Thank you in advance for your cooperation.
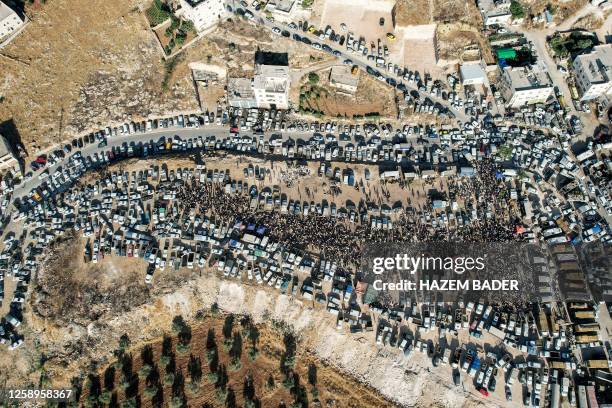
[0,0,202,153]
[572,12,605,30]
[81,315,397,407]
[393,0,432,26]
[432,0,482,25]
[298,70,396,119]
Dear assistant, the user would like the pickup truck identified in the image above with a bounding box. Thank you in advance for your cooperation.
[462,349,475,372]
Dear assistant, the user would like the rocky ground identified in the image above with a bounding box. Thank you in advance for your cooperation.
[0,0,199,153]
[2,229,497,407]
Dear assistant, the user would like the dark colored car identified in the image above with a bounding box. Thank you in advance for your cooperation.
[452,369,460,386]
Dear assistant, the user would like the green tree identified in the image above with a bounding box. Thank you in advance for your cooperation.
[144,385,158,398]
[165,373,175,386]
[510,0,525,18]
[576,39,593,50]
[172,315,187,333]
[175,31,187,47]
[98,390,112,404]
[308,72,319,84]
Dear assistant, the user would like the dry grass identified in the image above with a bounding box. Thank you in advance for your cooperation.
[31,233,151,325]
[0,0,197,153]
[0,0,323,154]
[393,0,432,26]
[552,0,589,23]
[572,12,605,30]
[432,0,482,25]
[298,70,396,118]
[437,23,489,62]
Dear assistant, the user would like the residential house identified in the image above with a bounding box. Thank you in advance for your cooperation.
[0,1,24,42]
[572,44,612,101]
[178,0,226,32]
[500,65,554,108]
[329,65,359,94]
[253,51,290,110]
[0,133,18,173]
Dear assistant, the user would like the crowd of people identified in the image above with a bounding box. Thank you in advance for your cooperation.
[173,158,522,271]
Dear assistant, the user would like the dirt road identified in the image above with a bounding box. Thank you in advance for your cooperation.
[511,2,606,138]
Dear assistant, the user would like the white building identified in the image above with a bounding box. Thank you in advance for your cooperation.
[227,77,257,108]
[178,0,226,32]
[329,65,359,94]
[572,44,612,101]
[253,51,290,110]
[0,133,18,173]
[484,11,512,26]
[501,65,554,108]
[265,0,295,20]
[460,62,486,86]
[477,0,512,25]
[0,1,24,42]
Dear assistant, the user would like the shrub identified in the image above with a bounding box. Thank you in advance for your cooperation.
[146,0,172,26]
[207,372,219,384]
[187,381,200,394]
[510,0,524,19]
[144,385,158,398]
[282,375,295,389]
[164,373,175,386]
[98,391,112,404]
[121,397,137,408]
[138,364,152,377]
[175,31,187,47]
[229,358,241,372]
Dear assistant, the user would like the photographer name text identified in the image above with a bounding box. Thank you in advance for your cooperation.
[372,279,519,291]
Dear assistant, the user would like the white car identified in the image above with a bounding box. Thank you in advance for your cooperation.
[272,27,281,35]
[12,295,25,303]
[9,338,24,351]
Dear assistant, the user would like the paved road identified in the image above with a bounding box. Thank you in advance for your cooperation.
[13,124,357,201]
[243,8,470,122]
[512,3,606,138]
[14,126,226,200]
[13,119,430,204]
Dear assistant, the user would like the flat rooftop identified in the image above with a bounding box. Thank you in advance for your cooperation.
[268,0,295,13]
[227,77,255,98]
[329,65,359,88]
[574,44,612,84]
[0,133,13,157]
[460,63,486,81]
[504,65,552,90]
[0,1,17,21]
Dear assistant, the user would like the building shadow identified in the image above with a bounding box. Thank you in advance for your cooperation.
[3,0,26,19]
